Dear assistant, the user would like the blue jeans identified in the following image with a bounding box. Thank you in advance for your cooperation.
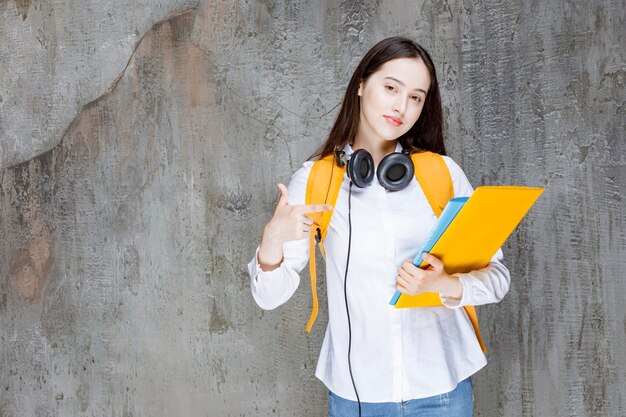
[328,377,474,417]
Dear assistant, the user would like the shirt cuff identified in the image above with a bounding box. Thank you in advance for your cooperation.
[249,245,285,288]
[439,273,468,309]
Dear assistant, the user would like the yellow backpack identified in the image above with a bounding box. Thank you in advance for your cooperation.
[304,150,487,352]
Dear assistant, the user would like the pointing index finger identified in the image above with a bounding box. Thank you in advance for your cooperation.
[298,204,334,214]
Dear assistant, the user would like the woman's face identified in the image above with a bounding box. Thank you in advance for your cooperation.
[357,57,431,145]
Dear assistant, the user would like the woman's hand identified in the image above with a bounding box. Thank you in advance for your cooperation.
[395,252,463,298]
[264,183,333,244]
[257,183,332,272]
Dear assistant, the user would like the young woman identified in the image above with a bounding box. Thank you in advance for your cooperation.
[247,36,511,417]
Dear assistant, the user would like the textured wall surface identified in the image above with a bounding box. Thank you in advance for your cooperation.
[0,0,198,169]
[0,0,624,416]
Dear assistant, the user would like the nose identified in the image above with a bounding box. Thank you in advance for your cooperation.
[393,95,408,115]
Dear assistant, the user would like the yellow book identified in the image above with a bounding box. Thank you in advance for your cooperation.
[390,185,544,308]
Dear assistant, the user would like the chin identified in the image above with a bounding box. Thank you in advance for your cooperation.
[377,129,404,142]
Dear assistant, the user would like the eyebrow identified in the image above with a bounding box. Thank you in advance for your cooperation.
[384,77,427,95]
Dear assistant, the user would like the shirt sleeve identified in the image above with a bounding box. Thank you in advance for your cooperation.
[437,155,511,309]
[247,161,313,310]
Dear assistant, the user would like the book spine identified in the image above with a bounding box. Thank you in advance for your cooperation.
[412,198,467,265]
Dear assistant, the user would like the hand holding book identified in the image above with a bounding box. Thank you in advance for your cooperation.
[395,252,463,299]
[389,185,544,308]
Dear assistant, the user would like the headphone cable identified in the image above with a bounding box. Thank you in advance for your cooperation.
[344,181,361,416]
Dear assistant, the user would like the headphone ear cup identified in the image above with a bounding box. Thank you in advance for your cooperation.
[346,149,375,188]
[377,152,414,191]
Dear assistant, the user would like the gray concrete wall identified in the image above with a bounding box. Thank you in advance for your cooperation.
[0,0,623,416]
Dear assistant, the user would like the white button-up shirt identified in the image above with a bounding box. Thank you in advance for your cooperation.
[248,142,511,402]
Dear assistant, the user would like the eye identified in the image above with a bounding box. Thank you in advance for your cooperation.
[412,96,421,103]
[385,85,396,92]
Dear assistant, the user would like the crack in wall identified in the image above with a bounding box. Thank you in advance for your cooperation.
[5,5,201,171]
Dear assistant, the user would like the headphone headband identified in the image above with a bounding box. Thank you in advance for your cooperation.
[334,148,348,167]
[335,142,410,164]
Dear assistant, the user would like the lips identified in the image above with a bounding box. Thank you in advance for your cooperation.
[384,116,403,126]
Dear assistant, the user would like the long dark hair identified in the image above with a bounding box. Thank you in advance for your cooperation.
[308,36,446,161]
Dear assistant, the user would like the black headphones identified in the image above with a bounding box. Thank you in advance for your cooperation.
[334,144,414,191]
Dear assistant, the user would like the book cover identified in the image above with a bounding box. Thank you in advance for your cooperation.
[389,185,544,308]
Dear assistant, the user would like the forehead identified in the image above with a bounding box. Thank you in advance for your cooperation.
[375,58,430,92]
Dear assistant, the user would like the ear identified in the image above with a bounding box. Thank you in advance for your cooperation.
[358,80,363,96]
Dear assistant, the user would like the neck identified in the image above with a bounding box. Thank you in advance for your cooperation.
[351,137,397,166]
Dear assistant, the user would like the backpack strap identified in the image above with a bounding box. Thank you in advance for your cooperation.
[411,151,486,353]
[411,151,454,216]
[304,154,345,333]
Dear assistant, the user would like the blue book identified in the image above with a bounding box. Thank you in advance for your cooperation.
[388,197,469,306]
